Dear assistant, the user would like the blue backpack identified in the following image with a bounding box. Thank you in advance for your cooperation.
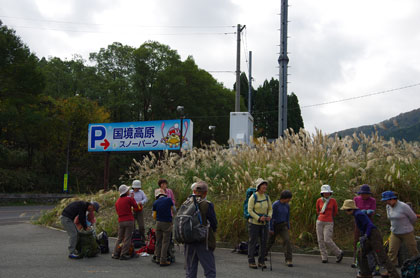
[243,188,269,219]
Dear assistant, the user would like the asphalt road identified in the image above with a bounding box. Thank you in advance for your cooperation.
[0,206,362,278]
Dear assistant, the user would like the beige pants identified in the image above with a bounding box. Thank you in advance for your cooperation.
[155,221,172,263]
[388,231,419,266]
[316,220,341,260]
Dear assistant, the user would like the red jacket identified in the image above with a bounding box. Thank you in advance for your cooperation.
[316,198,338,222]
[115,196,137,222]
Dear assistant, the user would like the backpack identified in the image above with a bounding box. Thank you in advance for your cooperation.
[76,230,100,258]
[174,195,208,244]
[97,231,109,254]
[232,241,259,256]
[132,229,146,249]
[243,188,269,219]
[145,228,156,254]
[401,254,420,278]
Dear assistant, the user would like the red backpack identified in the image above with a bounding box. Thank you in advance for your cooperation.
[137,228,156,254]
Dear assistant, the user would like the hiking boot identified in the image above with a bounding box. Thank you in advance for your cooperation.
[152,256,159,264]
[379,272,389,278]
[286,260,293,267]
[322,259,328,263]
[68,252,80,259]
[131,253,139,258]
[336,251,344,263]
[249,263,258,269]
[111,254,120,259]
[351,263,357,268]
[119,254,131,260]
[356,275,373,278]
[258,263,267,269]
[160,261,171,267]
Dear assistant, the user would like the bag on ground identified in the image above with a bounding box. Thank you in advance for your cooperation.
[401,254,420,278]
[132,229,146,249]
[97,231,109,254]
[173,195,208,244]
[138,228,156,254]
[232,241,259,256]
[76,230,100,258]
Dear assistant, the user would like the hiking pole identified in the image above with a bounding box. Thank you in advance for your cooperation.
[269,249,272,271]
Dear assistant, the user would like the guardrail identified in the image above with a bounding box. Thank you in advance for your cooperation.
[0,193,74,204]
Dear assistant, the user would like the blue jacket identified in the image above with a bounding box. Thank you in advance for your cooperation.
[353,209,376,237]
[269,200,290,231]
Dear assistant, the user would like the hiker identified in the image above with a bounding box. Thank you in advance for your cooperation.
[130,179,148,239]
[381,190,419,266]
[315,184,344,263]
[247,178,272,269]
[60,200,100,259]
[152,188,175,266]
[351,184,376,268]
[154,179,176,208]
[341,199,401,278]
[266,190,293,267]
[74,210,96,232]
[112,184,138,260]
[184,181,218,278]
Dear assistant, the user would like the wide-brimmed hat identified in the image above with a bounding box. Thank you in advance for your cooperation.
[320,184,333,194]
[132,180,141,189]
[254,178,268,190]
[119,184,130,196]
[357,184,372,195]
[340,200,358,210]
[154,188,167,199]
[381,191,397,201]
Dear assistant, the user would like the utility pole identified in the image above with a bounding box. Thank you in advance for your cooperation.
[278,0,289,137]
[248,51,252,114]
[235,24,246,112]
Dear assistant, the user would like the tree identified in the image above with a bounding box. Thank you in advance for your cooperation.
[0,21,45,166]
[252,78,304,138]
[89,42,135,122]
[133,41,181,121]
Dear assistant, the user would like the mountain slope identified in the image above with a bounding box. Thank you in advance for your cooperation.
[334,108,420,142]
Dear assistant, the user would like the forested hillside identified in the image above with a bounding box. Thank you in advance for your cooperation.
[335,108,420,142]
[0,21,304,193]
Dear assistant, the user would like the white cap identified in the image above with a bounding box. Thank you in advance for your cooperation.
[132,180,141,189]
[191,182,197,191]
[119,184,130,196]
[320,184,333,194]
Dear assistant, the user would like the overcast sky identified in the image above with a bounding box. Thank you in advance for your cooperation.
[1,0,420,134]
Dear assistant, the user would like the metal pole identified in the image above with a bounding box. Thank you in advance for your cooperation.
[180,118,184,152]
[235,24,241,112]
[278,0,289,137]
[104,152,110,190]
[248,51,252,114]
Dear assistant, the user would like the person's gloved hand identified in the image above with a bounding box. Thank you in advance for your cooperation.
[366,209,374,215]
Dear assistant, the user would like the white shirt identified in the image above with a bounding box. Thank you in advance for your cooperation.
[130,189,148,205]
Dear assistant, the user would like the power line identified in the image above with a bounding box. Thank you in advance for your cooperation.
[301,82,420,108]
[7,24,236,36]
[1,15,235,29]
[187,82,420,120]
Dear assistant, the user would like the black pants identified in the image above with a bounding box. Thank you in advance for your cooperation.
[248,222,268,264]
[359,228,400,278]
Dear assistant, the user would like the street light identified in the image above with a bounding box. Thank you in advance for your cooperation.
[177,106,185,151]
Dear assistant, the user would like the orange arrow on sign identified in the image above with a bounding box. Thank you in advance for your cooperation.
[100,139,110,150]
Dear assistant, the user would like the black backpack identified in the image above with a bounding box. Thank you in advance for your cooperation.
[174,195,208,244]
[132,229,146,248]
[401,254,420,278]
[97,231,109,254]
[232,241,259,256]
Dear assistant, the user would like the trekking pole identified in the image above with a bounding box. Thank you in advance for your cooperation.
[270,249,272,271]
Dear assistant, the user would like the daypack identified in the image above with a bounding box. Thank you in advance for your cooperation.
[232,241,259,256]
[401,254,420,278]
[173,195,208,244]
[76,230,100,258]
[243,188,269,219]
[132,229,146,249]
[97,231,109,254]
[137,228,156,254]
